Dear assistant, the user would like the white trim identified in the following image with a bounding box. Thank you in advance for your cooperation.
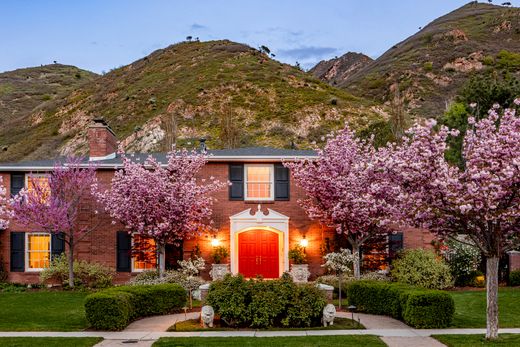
[229,206,290,277]
[89,152,117,161]
[25,232,51,272]
[244,164,274,201]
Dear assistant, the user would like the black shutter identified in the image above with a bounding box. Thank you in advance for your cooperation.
[51,233,65,259]
[117,231,132,272]
[388,232,404,260]
[10,232,25,272]
[229,164,244,200]
[274,163,290,201]
[10,173,25,197]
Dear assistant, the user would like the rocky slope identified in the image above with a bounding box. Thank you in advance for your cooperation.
[310,52,373,86]
[330,2,520,118]
[0,40,383,162]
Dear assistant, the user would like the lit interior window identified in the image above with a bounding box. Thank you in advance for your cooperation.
[245,165,273,200]
[27,175,51,203]
[27,233,51,270]
[133,235,156,271]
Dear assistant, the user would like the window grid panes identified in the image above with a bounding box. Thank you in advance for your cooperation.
[27,175,51,203]
[245,165,273,200]
[133,235,156,271]
[27,233,51,270]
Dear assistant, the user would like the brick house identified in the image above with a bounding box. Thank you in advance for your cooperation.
[3,120,507,285]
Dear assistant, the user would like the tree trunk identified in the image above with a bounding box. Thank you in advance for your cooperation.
[352,244,361,280]
[157,243,166,278]
[486,256,499,339]
[68,244,74,288]
[338,272,343,310]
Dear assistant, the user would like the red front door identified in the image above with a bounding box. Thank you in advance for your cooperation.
[238,229,279,278]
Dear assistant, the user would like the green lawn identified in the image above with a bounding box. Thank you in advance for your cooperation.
[434,334,520,347]
[0,337,102,347]
[450,288,520,328]
[169,317,362,331]
[153,336,385,347]
[0,291,90,331]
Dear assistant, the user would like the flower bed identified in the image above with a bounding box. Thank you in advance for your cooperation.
[347,281,455,328]
[84,283,186,330]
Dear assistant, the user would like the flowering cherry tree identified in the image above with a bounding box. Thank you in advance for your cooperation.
[11,158,100,288]
[0,176,13,230]
[96,149,225,277]
[382,103,520,339]
[285,126,400,279]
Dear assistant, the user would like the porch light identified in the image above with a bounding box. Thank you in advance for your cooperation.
[211,237,220,247]
[299,237,308,248]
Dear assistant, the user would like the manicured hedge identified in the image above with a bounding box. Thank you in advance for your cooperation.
[347,281,454,328]
[510,270,520,286]
[85,284,186,330]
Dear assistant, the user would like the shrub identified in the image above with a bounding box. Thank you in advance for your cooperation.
[206,273,326,328]
[347,281,455,328]
[423,61,433,71]
[443,238,481,287]
[85,283,186,330]
[316,274,353,297]
[210,246,229,264]
[510,270,520,286]
[40,254,113,288]
[288,245,307,264]
[129,269,205,293]
[496,50,520,70]
[392,249,453,289]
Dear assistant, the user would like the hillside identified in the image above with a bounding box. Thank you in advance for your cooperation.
[310,52,373,86]
[0,63,96,123]
[0,40,383,161]
[335,2,520,118]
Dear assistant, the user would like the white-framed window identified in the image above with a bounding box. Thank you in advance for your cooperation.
[25,232,51,271]
[132,234,157,272]
[244,164,274,201]
[25,174,51,203]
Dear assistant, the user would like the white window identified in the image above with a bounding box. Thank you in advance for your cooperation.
[25,174,51,203]
[25,233,51,271]
[244,164,274,201]
[132,234,157,272]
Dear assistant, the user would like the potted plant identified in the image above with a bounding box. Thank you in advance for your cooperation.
[289,245,310,283]
[209,246,230,280]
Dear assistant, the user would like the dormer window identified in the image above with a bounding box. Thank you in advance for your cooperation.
[244,164,274,201]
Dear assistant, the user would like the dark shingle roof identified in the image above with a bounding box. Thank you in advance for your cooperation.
[0,147,317,171]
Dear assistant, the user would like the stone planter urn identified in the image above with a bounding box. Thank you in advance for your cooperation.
[210,263,230,281]
[290,264,310,283]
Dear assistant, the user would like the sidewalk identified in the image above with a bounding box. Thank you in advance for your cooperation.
[1,312,520,347]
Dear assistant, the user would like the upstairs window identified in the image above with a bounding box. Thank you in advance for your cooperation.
[26,174,51,203]
[132,234,156,272]
[245,164,274,201]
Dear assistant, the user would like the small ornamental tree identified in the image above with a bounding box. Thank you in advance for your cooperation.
[322,248,355,309]
[96,149,226,277]
[11,158,100,288]
[382,102,520,339]
[0,176,13,230]
[285,126,400,278]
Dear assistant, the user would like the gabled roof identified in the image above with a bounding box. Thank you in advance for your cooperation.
[0,147,317,171]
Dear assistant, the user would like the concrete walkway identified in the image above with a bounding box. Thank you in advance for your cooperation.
[2,312,520,347]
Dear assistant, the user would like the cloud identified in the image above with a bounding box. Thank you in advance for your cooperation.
[277,46,338,60]
[190,23,207,31]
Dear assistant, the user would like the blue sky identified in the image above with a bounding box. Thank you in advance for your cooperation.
[1,1,518,73]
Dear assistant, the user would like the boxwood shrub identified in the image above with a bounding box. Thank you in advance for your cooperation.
[347,281,454,328]
[509,270,520,286]
[85,283,186,330]
[206,273,326,328]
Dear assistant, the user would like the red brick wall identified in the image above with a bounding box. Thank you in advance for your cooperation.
[88,126,117,158]
[510,252,520,271]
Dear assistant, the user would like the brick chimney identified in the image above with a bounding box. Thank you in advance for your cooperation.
[88,118,117,160]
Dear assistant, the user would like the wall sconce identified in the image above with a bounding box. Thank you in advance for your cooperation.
[211,237,220,247]
[299,236,308,248]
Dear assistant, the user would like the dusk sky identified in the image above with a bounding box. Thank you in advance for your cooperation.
[1,1,519,73]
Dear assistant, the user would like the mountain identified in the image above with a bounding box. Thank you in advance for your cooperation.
[0,40,383,162]
[0,64,96,123]
[310,52,373,86]
[329,2,520,118]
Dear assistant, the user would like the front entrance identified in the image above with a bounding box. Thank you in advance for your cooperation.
[238,229,279,278]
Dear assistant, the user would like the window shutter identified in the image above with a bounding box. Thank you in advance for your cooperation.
[10,232,25,272]
[229,164,244,200]
[51,233,65,259]
[10,173,25,197]
[116,231,132,272]
[388,232,404,260]
[274,164,290,201]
